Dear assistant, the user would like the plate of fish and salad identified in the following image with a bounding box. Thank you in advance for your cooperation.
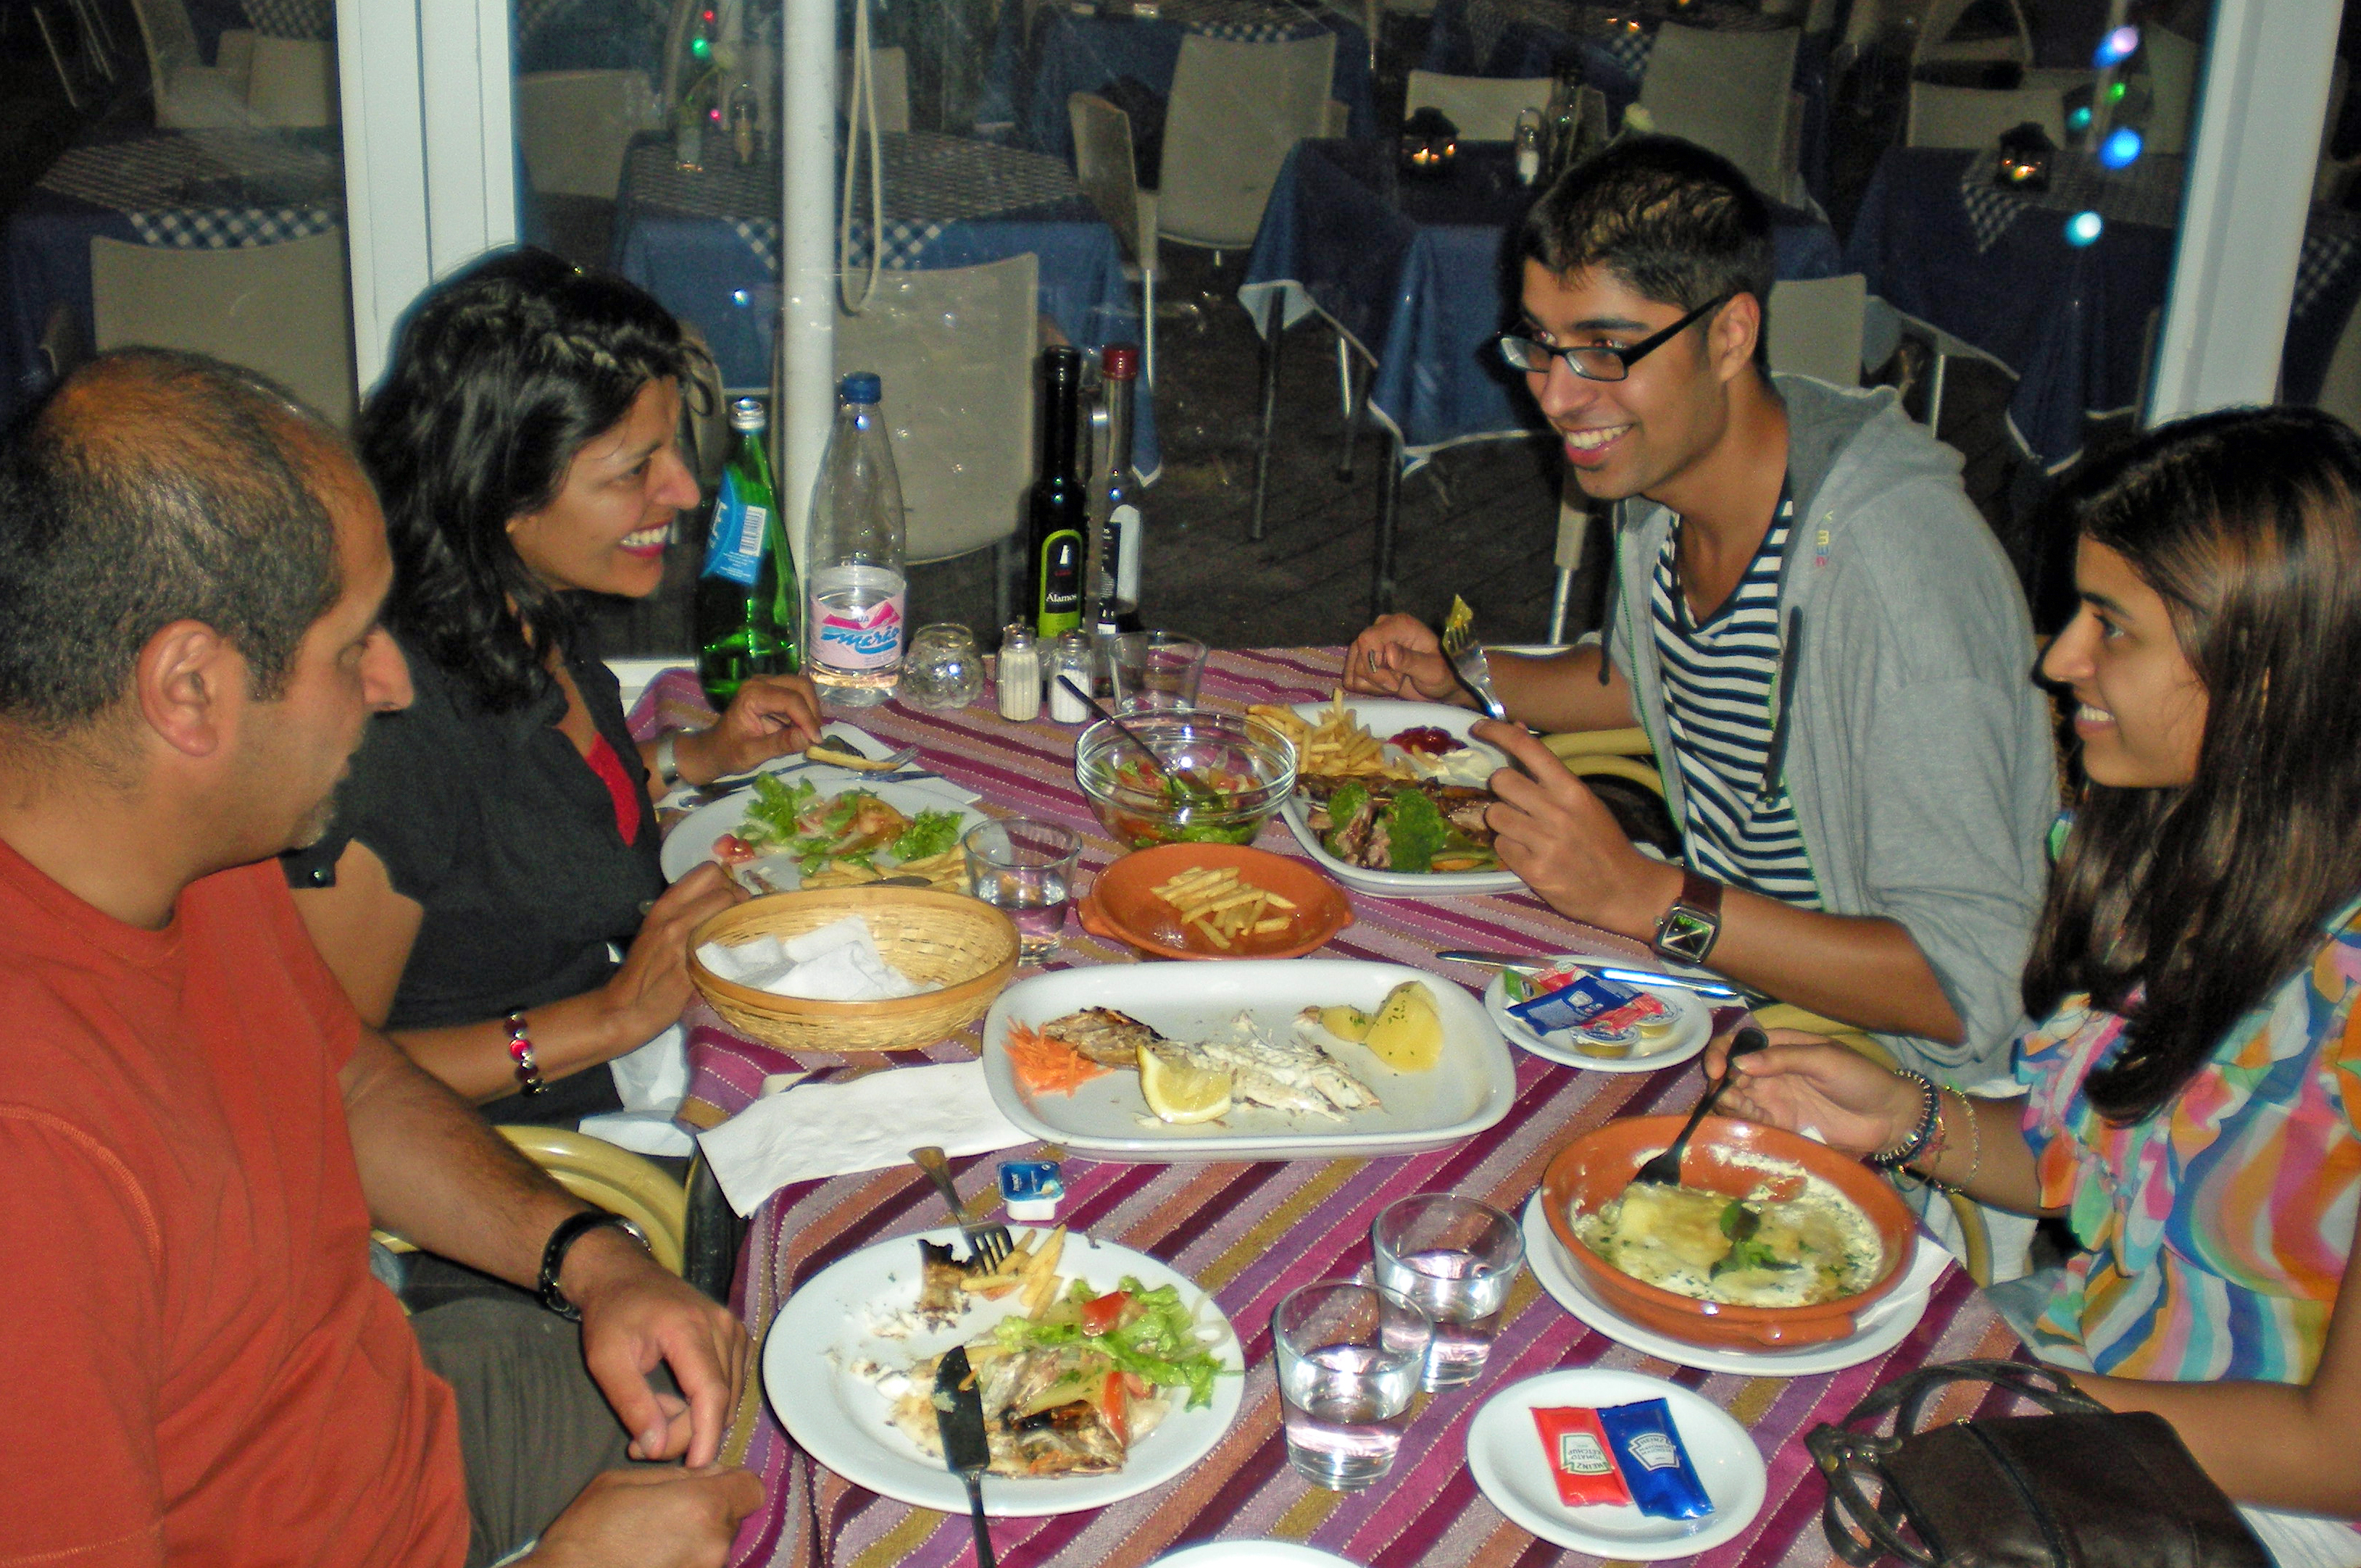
[659,771,988,891]
[980,959,1517,1162]
[1517,1190,1953,1375]
[765,1226,1244,1515]
[1261,698,1523,899]
[1481,964,1716,1073]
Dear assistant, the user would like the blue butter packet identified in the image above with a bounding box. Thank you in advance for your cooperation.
[1596,1398,1714,1520]
[1507,972,1644,1035]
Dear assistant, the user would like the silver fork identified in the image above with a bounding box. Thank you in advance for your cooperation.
[684,744,925,806]
[1440,595,1507,720]
[908,1146,1015,1270]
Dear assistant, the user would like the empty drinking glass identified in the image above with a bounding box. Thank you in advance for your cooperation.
[1371,1195,1525,1389]
[1107,630,1209,712]
[899,623,984,711]
[962,819,1080,962]
[1272,1280,1433,1490]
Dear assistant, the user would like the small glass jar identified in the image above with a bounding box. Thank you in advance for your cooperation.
[899,623,984,711]
[1514,108,1544,185]
[1046,630,1098,724]
[996,623,1042,722]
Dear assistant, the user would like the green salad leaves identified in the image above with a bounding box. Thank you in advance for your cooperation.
[736,775,963,875]
[989,1277,1229,1409]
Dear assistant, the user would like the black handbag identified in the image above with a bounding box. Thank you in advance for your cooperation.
[1804,1359,2273,1568]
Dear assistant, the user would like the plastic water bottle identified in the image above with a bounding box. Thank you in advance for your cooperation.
[805,372,907,707]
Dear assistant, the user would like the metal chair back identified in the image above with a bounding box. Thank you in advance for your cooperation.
[1903,79,2065,148]
[1638,23,1801,199]
[1159,32,1338,251]
[1767,274,1867,388]
[517,70,653,199]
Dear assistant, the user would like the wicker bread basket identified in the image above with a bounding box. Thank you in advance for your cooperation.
[688,886,1020,1052]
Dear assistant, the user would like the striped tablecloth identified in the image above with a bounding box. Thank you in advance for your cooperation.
[633,647,2018,1568]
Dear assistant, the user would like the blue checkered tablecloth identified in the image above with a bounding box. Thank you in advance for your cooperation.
[1463,0,1779,78]
[625,131,1085,271]
[1955,148,2183,251]
[241,0,332,39]
[34,130,341,249]
[1146,0,1335,42]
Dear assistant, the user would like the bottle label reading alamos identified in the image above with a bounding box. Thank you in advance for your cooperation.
[812,592,907,670]
[700,471,767,588]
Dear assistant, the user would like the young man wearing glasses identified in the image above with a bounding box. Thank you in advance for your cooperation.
[1349,136,2055,1085]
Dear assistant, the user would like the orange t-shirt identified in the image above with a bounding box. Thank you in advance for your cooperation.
[0,843,467,1567]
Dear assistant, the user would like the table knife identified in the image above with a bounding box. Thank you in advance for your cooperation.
[934,1346,997,1568]
[1436,949,1744,998]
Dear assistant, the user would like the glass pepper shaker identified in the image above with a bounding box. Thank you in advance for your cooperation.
[1046,630,1096,724]
[997,623,1042,722]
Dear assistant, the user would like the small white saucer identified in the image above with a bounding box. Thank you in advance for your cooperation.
[1149,1543,1358,1567]
[1465,1367,1768,1558]
[1520,1190,1952,1376]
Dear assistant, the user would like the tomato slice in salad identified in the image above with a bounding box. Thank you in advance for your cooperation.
[1080,1288,1138,1337]
[710,833,757,865]
[1100,1369,1130,1446]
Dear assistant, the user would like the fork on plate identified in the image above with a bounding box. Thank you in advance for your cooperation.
[908,1145,1014,1269]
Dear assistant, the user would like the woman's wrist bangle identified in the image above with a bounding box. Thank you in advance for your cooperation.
[504,1009,546,1096]
[1912,1088,1985,1194]
[654,730,687,789]
[1867,1069,1940,1170]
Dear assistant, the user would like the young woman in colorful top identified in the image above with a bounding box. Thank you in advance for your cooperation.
[284,250,823,1126]
[1707,406,2361,1517]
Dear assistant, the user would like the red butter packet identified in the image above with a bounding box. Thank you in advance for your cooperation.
[1531,1407,1633,1508]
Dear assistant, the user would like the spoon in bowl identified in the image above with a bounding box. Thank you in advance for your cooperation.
[1054,675,1223,806]
[1626,1026,1768,1190]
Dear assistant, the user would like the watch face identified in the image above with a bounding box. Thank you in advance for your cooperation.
[1654,905,1717,965]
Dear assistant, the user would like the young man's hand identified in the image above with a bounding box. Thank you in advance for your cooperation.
[1344,614,1473,705]
[1475,720,1680,937]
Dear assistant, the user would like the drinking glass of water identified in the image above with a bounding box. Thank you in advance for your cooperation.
[1272,1280,1433,1490]
[1371,1195,1524,1390]
[962,820,1080,963]
[1107,630,1209,712]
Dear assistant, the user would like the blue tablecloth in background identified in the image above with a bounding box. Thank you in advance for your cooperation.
[1013,1,1377,166]
[1238,138,1843,464]
[1846,146,2361,470]
[609,134,1159,475]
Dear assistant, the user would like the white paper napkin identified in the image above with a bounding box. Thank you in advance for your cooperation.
[696,914,925,1001]
[579,1023,696,1156]
[696,1059,1029,1215]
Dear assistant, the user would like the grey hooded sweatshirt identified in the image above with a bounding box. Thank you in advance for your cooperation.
[1600,374,2056,1080]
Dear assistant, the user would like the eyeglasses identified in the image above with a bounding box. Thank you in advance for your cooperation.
[1494,291,1736,383]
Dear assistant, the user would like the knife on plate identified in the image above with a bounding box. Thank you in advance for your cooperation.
[1436,949,1745,999]
[934,1346,997,1568]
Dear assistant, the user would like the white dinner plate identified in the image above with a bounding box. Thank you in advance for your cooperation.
[1465,1367,1769,1559]
[660,774,988,884]
[1519,1190,1952,1376]
[1483,969,1715,1074]
[1278,699,1523,899]
[980,960,1517,1162]
[763,1227,1244,1515]
[1149,1544,1359,1567]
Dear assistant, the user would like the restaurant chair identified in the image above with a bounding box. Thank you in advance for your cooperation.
[498,1127,690,1276]
[837,46,911,133]
[1767,273,1867,386]
[1159,32,1339,258]
[1907,0,2031,69]
[90,230,356,426]
[833,255,1039,628]
[1902,79,2065,147]
[1404,70,1554,142]
[246,34,335,128]
[2314,299,2361,433]
[518,70,657,201]
[1070,91,1161,386]
[129,0,251,128]
[1637,23,1802,204]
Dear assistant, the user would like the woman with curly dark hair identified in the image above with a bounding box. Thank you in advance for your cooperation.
[1704,406,2361,1532]
[286,248,820,1127]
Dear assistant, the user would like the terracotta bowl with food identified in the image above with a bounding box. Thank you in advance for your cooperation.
[1075,710,1296,851]
[1077,842,1352,960]
[1540,1114,1918,1350]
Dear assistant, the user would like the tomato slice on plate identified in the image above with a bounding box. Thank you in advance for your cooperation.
[1080,1289,1136,1337]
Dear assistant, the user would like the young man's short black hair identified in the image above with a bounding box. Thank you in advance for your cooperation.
[0,349,346,735]
[1516,135,1778,364]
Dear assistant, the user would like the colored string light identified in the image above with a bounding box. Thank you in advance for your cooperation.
[2065,210,2104,246]
[2095,24,2139,65]
[2100,127,2143,167]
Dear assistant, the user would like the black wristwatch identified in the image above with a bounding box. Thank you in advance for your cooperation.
[1652,868,1726,966]
[537,1211,652,1320]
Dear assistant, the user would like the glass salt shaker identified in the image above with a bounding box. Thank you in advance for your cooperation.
[1515,109,1545,185]
[997,623,1043,722]
[1046,630,1097,724]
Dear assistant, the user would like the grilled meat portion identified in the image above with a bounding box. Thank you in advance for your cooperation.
[1040,1006,1172,1067]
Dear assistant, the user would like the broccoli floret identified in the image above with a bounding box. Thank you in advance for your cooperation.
[1384,789,1449,873]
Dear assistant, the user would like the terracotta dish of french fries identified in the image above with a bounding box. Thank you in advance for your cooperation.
[1077,843,1352,962]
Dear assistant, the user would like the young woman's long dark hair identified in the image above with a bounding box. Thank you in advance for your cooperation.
[355,249,699,712]
[2023,406,2361,1122]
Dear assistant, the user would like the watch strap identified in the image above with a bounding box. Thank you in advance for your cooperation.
[536,1211,647,1319]
[654,731,684,789]
[1652,868,1725,965]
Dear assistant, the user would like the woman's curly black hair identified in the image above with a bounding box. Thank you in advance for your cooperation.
[355,248,703,712]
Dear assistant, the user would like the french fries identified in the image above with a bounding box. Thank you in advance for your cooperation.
[801,847,967,893]
[1150,865,1298,950]
[956,1226,1070,1314]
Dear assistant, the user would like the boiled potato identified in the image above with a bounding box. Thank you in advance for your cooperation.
[1317,1004,1375,1042]
[1362,981,1443,1072]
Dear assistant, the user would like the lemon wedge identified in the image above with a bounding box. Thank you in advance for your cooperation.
[1137,1045,1232,1123]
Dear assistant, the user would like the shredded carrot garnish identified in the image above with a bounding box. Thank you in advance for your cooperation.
[1004,1022,1112,1096]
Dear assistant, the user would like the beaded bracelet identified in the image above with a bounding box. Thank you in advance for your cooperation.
[504,1010,547,1096]
[1866,1069,1940,1171]
[1911,1088,1984,1194]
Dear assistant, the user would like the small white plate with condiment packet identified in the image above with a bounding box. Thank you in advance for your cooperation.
[1483,969,1714,1073]
[1467,1367,1767,1559]
[1520,1190,1953,1376]
[1148,1544,1357,1567]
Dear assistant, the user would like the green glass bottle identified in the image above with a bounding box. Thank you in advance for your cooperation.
[696,397,799,707]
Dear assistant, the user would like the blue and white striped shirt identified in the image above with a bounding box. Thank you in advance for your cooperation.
[1648,499,1820,908]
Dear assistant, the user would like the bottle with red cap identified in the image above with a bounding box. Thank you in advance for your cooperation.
[1088,343,1145,647]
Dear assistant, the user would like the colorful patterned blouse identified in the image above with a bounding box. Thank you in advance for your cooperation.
[2014,904,2361,1381]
